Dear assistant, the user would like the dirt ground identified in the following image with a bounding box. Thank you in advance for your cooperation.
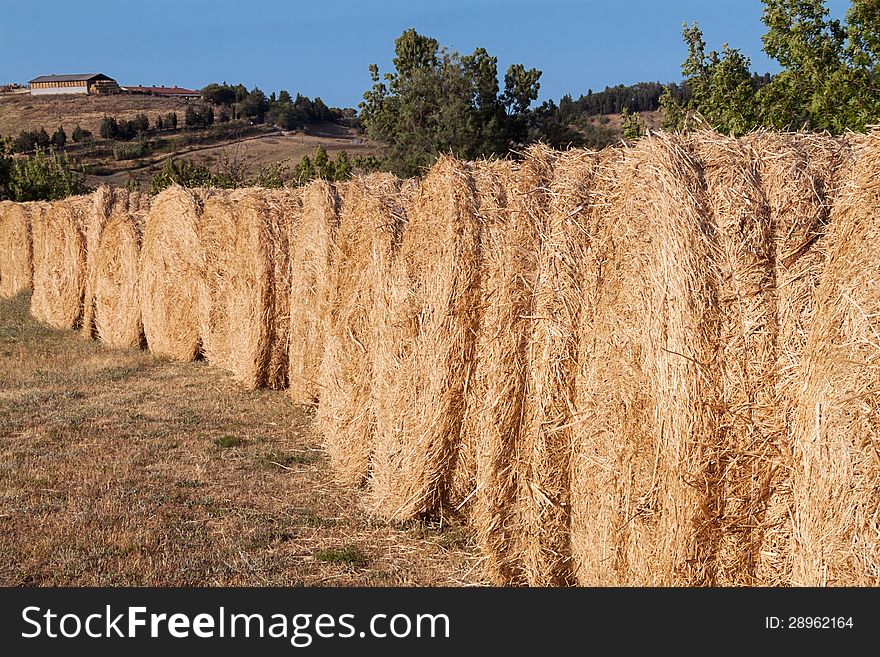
[0,292,484,586]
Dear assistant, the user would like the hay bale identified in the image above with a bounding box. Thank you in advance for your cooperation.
[691,132,777,586]
[93,207,146,349]
[30,194,92,329]
[288,181,340,404]
[316,174,405,486]
[82,186,130,338]
[570,135,718,586]
[0,201,35,298]
[139,185,207,361]
[788,132,880,586]
[264,189,299,390]
[367,157,481,521]
[750,131,848,585]
[198,188,290,389]
[513,145,585,586]
[462,158,534,585]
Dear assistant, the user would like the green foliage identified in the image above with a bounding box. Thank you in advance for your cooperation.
[313,545,368,568]
[13,128,50,153]
[184,105,214,129]
[677,1,880,134]
[253,160,289,189]
[360,28,545,177]
[149,158,215,194]
[0,137,13,198]
[7,148,89,201]
[621,107,646,140]
[113,140,148,161]
[291,147,354,186]
[99,116,118,139]
[51,126,67,148]
[71,125,92,143]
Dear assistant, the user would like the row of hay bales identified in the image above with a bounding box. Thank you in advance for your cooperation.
[1,129,878,586]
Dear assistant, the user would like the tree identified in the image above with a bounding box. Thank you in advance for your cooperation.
[621,107,646,140]
[7,148,88,201]
[149,158,214,194]
[360,28,543,177]
[333,150,352,180]
[100,116,119,139]
[678,22,761,135]
[51,126,67,148]
[71,125,92,143]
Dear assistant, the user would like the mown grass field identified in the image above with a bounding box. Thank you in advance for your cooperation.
[0,292,482,586]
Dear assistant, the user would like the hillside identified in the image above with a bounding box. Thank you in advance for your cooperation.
[0,92,192,136]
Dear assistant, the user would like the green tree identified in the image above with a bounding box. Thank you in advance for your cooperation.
[679,22,761,135]
[333,150,352,181]
[313,146,333,179]
[360,29,543,177]
[149,158,214,194]
[8,148,89,201]
[100,116,119,139]
[51,126,67,148]
[621,107,647,140]
[71,125,92,143]
[0,137,13,199]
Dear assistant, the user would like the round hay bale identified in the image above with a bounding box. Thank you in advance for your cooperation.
[788,131,880,586]
[30,194,91,329]
[198,188,289,390]
[463,158,533,585]
[264,188,299,390]
[139,185,207,361]
[691,132,777,586]
[570,135,718,586]
[0,201,35,298]
[93,207,146,349]
[82,186,130,338]
[516,144,599,587]
[367,156,481,521]
[288,180,340,404]
[316,174,405,487]
[749,131,849,586]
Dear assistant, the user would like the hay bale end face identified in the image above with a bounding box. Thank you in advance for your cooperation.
[30,195,91,330]
[315,174,405,487]
[367,156,481,521]
[0,201,35,298]
[288,181,340,404]
[93,208,146,349]
[139,186,206,361]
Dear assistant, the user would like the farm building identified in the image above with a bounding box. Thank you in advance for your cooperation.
[122,85,201,98]
[28,73,120,96]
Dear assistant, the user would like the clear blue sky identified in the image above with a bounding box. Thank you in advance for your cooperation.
[0,0,852,108]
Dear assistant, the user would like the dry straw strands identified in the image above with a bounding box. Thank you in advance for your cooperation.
[692,133,777,586]
[367,157,481,521]
[82,186,130,338]
[789,133,880,586]
[750,131,848,585]
[93,206,146,349]
[30,194,91,329]
[570,135,718,586]
[264,188,299,390]
[0,201,35,298]
[516,145,599,587]
[316,174,405,487]
[139,185,207,361]
[460,159,533,586]
[198,189,291,390]
[288,181,340,404]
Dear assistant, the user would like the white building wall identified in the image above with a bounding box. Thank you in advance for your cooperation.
[30,85,89,95]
